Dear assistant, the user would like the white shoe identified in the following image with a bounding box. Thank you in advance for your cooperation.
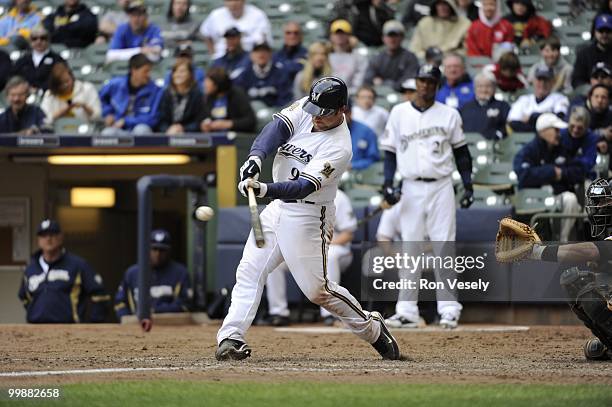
[384,313,425,329]
[439,313,459,329]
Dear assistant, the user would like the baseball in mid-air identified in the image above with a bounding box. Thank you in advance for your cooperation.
[195,206,214,221]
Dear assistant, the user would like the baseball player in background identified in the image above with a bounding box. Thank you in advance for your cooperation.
[215,77,401,361]
[265,187,358,326]
[379,64,474,329]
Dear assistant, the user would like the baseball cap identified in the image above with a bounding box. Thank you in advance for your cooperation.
[400,78,417,91]
[37,219,61,236]
[151,229,171,249]
[174,43,193,57]
[126,0,147,13]
[223,27,241,37]
[252,40,271,51]
[534,66,554,80]
[536,113,568,132]
[330,19,352,34]
[591,62,611,78]
[425,46,443,64]
[382,20,405,36]
[416,64,442,82]
[594,14,612,31]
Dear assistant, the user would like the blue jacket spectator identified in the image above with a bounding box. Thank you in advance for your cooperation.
[436,53,474,110]
[18,219,110,323]
[460,72,511,140]
[106,0,163,63]
[115,229,191,319]
[211,27,251,80]
[99,53,162,134]
[561,106,600,179]
[272,22,307,82]
[0,76,47,134]
[348,113,380,170]
[234,41,293,107]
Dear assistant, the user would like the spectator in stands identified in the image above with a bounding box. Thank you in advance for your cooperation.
[465,0,514,57]
[483,50,528,92]
[115,229,191,320]
[0,76,47,134]
[0,50,13,92]
[19,219,110,323]
[97,0,129,44]
[161,0,200,48]
[164,44,205,89]
[569,63,612,112]
[572,14,612,88]
[587,84,612,138]
[328,0,395,46]
[364,20,419,91]
[527,36,573,94]
[41,61,101,128]
[508,66,569,132]
[99,53,162,135]
[562,106,599,180]
[199,67,256,133]
[504,0,551,48]
[329,19,367,95]
[346,104,380,170]
[0,0,41,48]
[199,0,272,59]
[425,46,444,67]
[157,60,203,134]
[352,85,389,138]
[272,22,307,83]
[106,0,163,63]
[460,72,510,139]
[436,53,473,109]
[513,113,584,242]
[402,0,435,27]
[456,0,479,21]
[591,0,612,36]
[293,41,332,99]
[211,27,250,80]
[410,0,471,59]
[400,77,417,101]
[13,25,64,92]
[234,41,292,107]
[43,0,97,48]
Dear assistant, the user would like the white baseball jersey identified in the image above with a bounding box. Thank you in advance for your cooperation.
[507,92,569,122]
[333,189,358,249]
[380,101,466,180]
[272,97,353,203]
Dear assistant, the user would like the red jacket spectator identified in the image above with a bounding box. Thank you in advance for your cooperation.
[465,0,514,57]
[504,0,551,47]
[483,51,529,92]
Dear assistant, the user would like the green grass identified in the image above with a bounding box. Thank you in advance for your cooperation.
[4,382,612,407]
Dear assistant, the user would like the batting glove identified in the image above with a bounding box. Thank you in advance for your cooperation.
[381,184,401,208]
[240,156,262,181]
[238,178,267,198]
[459,187,474,209]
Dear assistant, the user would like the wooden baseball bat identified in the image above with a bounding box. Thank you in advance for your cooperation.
[248,187,265,248]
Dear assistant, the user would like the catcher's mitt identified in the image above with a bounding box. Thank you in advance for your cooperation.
[495,217,541,263]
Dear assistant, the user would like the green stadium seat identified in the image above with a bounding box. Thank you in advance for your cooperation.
[353,162,384,187]
[465,188,509,209]
[472,162,516,191]
[494,132,534,162]
[513,188,557,215]
[251,100,274,132]
[53,118,97,135]
[347,188,379,207]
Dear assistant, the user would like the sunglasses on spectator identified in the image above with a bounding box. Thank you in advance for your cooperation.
[31,36,48,41]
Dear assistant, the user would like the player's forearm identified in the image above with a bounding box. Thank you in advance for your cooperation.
[383,150,397,186]
[250,118,291,160]
[453,144,473,189]
[265,178,316,200]
[531,242,600,263]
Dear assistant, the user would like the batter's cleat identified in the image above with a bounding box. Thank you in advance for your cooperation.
[270,315,290,327]
[370,311,401,360]
[323,315,336,326]
[439,313,459,329]
[584,337,610,361]
[385,313,424,329]
[215,338,252,361]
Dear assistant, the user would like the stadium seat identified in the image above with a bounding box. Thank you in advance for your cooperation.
[353,162,384,187]
[465,132,495,168]
[494,132,534,162]
[53,118,97,135]
[472,162,517,191]
[251,100,273,132]
[513,187,557,215]
[466,188,509,209]
[347,188,379,207]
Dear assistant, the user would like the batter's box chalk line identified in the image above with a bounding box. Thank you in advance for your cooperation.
[274,325,530,334]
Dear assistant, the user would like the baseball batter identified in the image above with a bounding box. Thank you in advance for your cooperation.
[379,64,474,329]
[215,77,401,361]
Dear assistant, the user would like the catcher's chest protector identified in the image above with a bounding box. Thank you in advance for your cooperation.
[560,268,612,349]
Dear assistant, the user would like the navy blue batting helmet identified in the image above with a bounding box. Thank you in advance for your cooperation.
[416,64,442,83]
[302,77,348,117]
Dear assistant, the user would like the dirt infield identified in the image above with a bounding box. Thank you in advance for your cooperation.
[1,323,611,386]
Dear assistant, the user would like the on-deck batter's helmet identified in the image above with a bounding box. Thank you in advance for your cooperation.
[416,64,442,83]
[302,76,348,117]
[585,178,612,238]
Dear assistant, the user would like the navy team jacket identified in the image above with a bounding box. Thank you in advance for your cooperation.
[18,251,110,323]
[114,260,191,319]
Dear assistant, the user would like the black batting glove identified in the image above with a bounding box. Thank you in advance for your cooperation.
[381,182,401,208]
[460,186,474,209]
[240,156,262,181]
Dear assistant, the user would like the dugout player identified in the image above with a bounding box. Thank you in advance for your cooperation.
[114,229,192,319]
[379,64,474,329]
[522,178,612,360]
[215,77,401,361]
[18,219,110,323]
